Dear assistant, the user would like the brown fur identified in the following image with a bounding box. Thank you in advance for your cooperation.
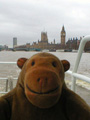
[0,52,90,120]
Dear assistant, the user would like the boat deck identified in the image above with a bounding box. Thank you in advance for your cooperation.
[67,84,90,106]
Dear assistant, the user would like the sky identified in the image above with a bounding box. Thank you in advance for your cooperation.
[0,0,90,47]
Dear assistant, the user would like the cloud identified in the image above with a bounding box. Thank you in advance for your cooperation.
[0,0,90,47]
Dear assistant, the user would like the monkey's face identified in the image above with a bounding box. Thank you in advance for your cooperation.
[17,53,70,108]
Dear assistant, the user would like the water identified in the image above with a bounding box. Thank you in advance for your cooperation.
[0,51,90,91]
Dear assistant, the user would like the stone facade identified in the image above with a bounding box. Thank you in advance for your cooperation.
[84,41,90,52]
[29,26,66,50]
[15,26,66,50]
[61,26,66,45]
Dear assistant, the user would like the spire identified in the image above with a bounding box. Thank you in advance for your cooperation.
[62,25,65,32]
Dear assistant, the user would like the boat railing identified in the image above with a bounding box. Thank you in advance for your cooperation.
[0,62,17,94]
[66,35,90,91]
[0,35,90,94]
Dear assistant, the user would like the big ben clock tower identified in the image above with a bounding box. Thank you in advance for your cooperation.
[61,25,66,45]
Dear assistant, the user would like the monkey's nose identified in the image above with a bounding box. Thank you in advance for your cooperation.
[37,78,40,82]
[37,77,48,82]
[37,77,48,89]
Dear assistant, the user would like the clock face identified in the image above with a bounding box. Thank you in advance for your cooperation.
[61,33,65,36]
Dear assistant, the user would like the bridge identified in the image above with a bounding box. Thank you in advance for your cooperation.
[13,48,41,51]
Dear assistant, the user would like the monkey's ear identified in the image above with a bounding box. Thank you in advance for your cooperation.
[17,58,28,69]
[61,60,70,72]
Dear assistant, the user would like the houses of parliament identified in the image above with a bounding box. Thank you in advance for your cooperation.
[14,26,66,50]
[29,26,66,50]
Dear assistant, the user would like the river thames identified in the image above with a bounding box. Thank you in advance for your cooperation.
[0,51,90,90]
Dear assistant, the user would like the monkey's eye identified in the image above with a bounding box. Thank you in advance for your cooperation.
[31,61,35,66]
[52,61,57,67]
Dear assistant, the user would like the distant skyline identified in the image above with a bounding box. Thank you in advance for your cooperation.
[0,0,90,47]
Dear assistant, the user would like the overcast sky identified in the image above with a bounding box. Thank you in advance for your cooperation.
[0,0,90,47]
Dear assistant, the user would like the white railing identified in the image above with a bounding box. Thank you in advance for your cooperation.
[0,62,17,94]
[0,35,90,93]
[66,35,90,91]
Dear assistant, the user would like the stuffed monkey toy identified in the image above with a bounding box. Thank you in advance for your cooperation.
[0,52,90,120]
